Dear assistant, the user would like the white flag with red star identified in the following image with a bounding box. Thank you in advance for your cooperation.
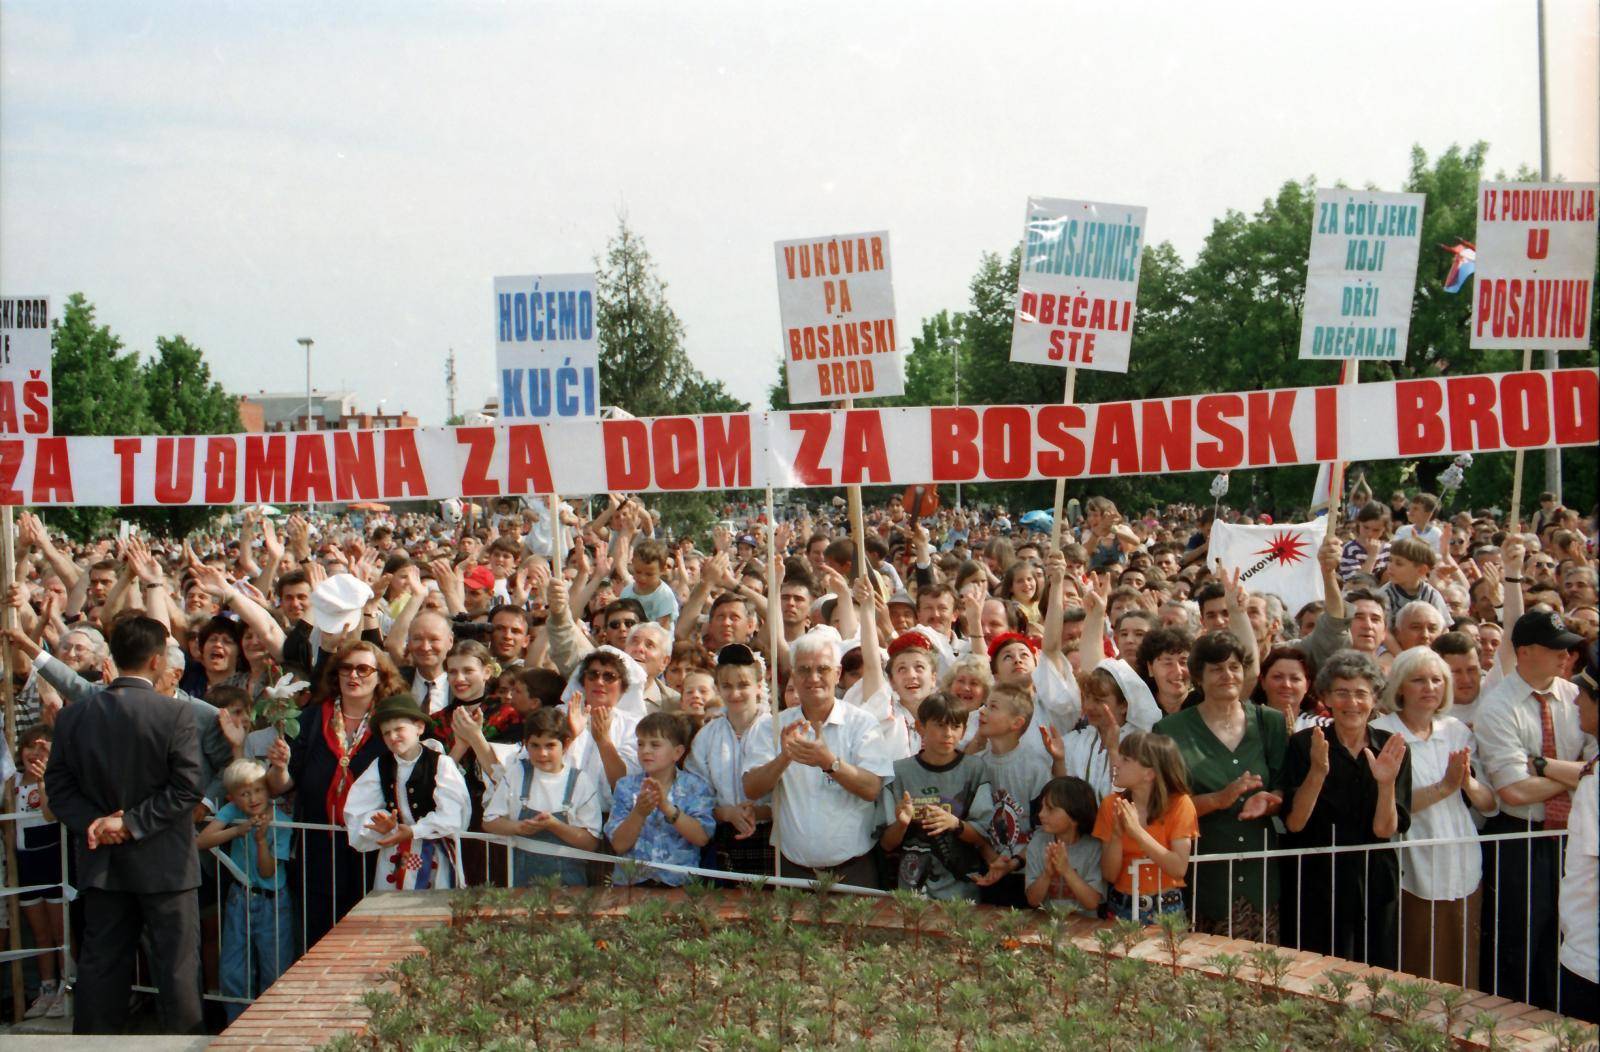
[1208,519,1328,617]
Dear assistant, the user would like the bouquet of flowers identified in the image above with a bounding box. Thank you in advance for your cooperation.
[254,668,311,740]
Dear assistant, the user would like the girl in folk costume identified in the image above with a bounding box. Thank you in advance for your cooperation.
[345,694,471,891]
[437,640,518,885]
[685,643,776,874]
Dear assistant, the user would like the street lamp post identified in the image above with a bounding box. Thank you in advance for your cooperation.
[298,338,314,512]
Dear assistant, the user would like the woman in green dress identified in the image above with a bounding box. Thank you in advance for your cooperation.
[1154,630,1285,941]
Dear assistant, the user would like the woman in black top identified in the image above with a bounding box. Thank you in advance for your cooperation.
[266,640,405,949]
[1283,649,1411,967]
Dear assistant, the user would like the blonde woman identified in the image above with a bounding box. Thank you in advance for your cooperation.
[1372,646,1496,987]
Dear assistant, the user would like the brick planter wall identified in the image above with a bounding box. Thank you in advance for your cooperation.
[212,888,1582,1050]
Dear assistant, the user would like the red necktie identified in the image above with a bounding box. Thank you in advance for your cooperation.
[1536,692,1569,830]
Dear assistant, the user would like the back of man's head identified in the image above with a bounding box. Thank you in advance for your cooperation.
[110,615,169,673]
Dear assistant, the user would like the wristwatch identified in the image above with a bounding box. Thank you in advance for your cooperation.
[1531,755,1548,777]
[826,757,842,776]
[666,806,683,823]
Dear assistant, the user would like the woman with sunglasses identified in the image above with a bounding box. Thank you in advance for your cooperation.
[562,647,647,813]
[265,639,406,948]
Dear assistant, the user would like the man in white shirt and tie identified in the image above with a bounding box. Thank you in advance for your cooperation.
[1474,609,1596,1011]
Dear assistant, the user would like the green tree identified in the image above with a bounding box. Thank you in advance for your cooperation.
[594,218,752,534]
[596,218,745,420]
[45,293,155,537]
[933,145,1596,517]
[142,334,241,435]
[895,309,965,408]
[135,334,243,536]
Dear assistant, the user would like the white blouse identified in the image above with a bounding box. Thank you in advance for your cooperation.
[1371,713,1488,902]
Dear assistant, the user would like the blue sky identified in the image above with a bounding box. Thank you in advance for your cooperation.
[2,1,1591,424]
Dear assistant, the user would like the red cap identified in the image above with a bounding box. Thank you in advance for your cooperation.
[987,631,1039,667]
[463,565,496,591]
[887,632,936,661]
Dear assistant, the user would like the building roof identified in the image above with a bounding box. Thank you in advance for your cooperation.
[238,391,357,427]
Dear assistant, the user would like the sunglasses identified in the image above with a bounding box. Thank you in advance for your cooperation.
[583,668,621,684]
[339,664,379,680]
[608,619,640,631]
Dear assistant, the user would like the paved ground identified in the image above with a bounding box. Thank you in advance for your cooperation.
[4,1036,210,1052]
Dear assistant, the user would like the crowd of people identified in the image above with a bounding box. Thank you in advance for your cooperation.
[1,484,1596,1032]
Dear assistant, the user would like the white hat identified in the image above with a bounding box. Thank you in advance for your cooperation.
[309,574,373,634]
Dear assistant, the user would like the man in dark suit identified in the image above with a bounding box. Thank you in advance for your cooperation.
[44,615,205,1034]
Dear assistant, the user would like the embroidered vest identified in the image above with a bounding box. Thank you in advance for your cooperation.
[378,748,442,825]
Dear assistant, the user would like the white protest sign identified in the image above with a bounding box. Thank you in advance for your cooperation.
[1011,197,1146,372]
[1299,189,1425,360]
[1209,518,1328,614]
[0,296,52,435]
[1471,182,1598,349]
[774,231,902,404]
[494,274,600,420]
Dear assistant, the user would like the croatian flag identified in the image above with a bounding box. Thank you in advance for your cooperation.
[1442,241,1476,293]
[1208,518,1328,615]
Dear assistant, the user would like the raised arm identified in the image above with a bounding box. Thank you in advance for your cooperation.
[99,555,140,621]
[1285,728,1328,834]
[8,628,101,706]
[124,537,174,634]
[385,568,427,667]
[253,515,286,597]
[20,513,81,590]
[428,559,466,618]
[824,567,859,641]
[854,577,886,701]
[189,559,287,660]
[1077,572,1108,674]
[1219,564,1259,695]
[1497,538,1526,671]
[675,552,726,643]
[1041,552,1070,666]
[1318,534,1345,620]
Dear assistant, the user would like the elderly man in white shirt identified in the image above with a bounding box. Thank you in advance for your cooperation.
[743,626,894,888]
[1473,609,1597,1011]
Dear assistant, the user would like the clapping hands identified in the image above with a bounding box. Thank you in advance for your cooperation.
[1365,733,1407,786]
[366,809,411,847]
[632,776,664,816]
[781,720,834,769]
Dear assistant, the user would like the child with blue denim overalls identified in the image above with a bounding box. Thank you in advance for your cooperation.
[484,708,603,885]
[196,758,297,1022]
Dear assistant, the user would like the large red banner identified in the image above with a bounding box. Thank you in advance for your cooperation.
[0,369,1591,506]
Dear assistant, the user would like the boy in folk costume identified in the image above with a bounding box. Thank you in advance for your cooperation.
[344,694,472,890]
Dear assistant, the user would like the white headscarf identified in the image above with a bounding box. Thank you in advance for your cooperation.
[562,645,649,717]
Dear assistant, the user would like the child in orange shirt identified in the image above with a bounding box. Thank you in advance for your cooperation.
[1093,731,1197,921]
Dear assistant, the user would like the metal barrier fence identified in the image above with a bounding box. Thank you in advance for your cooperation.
[126,818,885,1026]
[4,814,1579,1025]
[0,808,74,1021]
[1124,823,1576,1017]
